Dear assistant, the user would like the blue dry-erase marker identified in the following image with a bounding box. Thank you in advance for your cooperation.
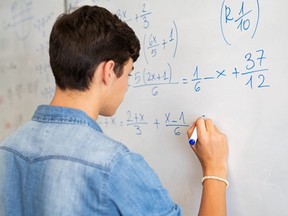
[189,127,197,145]
[189,115,205,145]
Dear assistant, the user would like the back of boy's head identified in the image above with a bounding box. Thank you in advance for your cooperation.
[49,5,140,90]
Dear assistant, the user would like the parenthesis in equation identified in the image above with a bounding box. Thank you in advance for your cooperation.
[143,21,178,64]
[251,0,260,39]
[143,34,149,64]
[220,0,260,45]
[167,63,172,83]
[172,21,178,58]
[220,0,231,45]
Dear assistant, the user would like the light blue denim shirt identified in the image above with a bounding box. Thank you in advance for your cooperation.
[0,105,182,216]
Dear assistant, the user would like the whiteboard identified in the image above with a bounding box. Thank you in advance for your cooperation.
[0,0,63,137]
[1,0,288,215]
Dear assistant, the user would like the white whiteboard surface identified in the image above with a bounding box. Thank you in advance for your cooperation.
[0,0,63,136]
[1,0,288,215]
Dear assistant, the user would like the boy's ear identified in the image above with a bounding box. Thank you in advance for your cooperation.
[102,60,115,85]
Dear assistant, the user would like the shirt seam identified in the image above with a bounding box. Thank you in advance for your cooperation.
[0,146,109,170]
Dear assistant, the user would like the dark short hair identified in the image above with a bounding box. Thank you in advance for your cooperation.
[49,5,140,90]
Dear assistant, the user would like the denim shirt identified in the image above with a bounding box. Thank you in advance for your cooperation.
[0,105,182,216]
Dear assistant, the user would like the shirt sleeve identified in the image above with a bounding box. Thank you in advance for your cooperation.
[107,152,182,216]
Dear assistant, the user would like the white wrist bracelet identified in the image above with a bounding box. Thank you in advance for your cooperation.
[202,176,229,188]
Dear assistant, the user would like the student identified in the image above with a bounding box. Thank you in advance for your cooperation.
[0,5,228,216]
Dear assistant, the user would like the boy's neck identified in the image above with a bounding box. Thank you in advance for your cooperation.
[50,87,100,121]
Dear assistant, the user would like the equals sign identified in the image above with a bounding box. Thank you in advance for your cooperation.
[182,78,188,84]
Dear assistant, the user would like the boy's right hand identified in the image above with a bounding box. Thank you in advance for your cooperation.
[187,117,228,178]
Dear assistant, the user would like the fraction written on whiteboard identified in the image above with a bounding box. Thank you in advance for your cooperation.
[128,49,270,96]
[220,0,260,45]
[98,110,189,136]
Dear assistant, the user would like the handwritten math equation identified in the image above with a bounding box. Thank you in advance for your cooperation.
[129,49,270,96]
[98,110,189,136]
[5,0,54,41]
[189,49,269,92]
[0,0,272,137]
[9,0,34,40]
[115,3,179,65]
[116,3,152,30]
[220,0,260,45]
[142,21,178,64]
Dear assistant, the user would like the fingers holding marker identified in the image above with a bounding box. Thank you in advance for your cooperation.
[188,115,205,146]
[204,118,218,133]
[186,122,195,139]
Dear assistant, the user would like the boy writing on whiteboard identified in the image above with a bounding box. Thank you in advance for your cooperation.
[0,5,228,216]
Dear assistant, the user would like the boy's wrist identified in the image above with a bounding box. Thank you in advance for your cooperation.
[203,167,227,179]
